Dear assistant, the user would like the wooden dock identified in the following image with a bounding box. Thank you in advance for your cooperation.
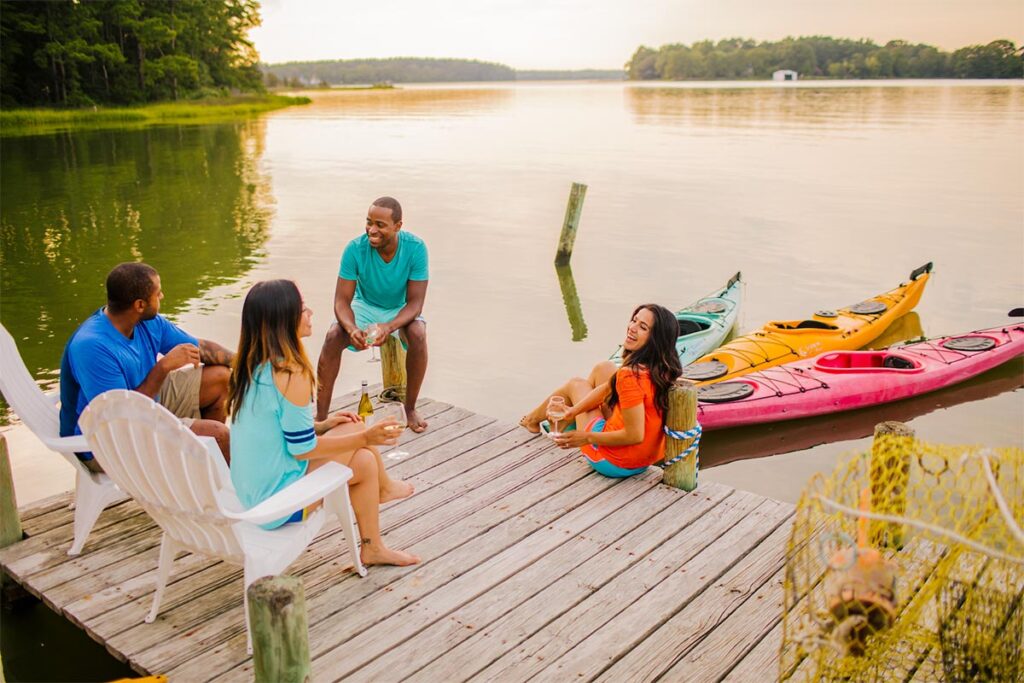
[1,391,795,681]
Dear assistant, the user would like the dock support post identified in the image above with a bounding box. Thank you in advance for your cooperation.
[1,435,21,549]
[869,421,914,550]
[380,335,407,403]
[248,575,311,683]
[555,264,588,341]
[661,380,699,492]
[555,182,587,265]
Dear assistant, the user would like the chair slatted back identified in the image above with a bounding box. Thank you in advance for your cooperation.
[0,323,60,440]
[80,390,244,560]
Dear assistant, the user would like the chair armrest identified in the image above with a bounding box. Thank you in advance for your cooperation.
[224,462,353,526]
[41,433,90,454]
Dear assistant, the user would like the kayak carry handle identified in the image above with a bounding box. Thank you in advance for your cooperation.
[1009,308,1024,317]
[726,271,742,289]
[909,262,933,281]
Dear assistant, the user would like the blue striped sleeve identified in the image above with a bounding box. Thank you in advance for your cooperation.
[280,400,317,456]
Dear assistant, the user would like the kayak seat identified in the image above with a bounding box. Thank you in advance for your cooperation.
[882,356,915,369]
[677,319,709,337]
[795,320,838,330]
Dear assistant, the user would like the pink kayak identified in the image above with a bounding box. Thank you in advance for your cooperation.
[697,322,1024,430]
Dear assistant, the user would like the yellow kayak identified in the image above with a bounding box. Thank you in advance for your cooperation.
[682,263,933,385]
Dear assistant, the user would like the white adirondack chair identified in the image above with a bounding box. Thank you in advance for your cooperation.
[79,389,367,652]
[0,322,129,555]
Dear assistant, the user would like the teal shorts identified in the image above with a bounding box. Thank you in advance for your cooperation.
[346,298,425,352]
[580,417,648,479]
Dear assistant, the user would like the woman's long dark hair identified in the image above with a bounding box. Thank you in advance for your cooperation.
[607,304,682,424]
[227,280,315,417]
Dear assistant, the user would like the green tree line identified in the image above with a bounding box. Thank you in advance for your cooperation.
[0,0,265,108]
[263,57,515,85]
[626,37,1024,80]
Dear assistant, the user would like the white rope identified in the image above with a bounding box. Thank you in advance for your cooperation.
[965,449,1024,546]
[812,494,1024,565]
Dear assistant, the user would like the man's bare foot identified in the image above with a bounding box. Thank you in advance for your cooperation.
[361,542,421,567]
[406,407,428,433]
[519,415,541,434]
[380,479,415,504]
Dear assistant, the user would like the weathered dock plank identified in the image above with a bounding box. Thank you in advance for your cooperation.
[1,397,799,681]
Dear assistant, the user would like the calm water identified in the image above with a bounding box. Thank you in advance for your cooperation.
[2,80,1022,503]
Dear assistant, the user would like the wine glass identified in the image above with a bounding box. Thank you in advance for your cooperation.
[364,323,381,363]
[546,396,567,438]
[375,402,408,461]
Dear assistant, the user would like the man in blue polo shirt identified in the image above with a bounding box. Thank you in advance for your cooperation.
[59,262,235,469]
[316,196,430,432]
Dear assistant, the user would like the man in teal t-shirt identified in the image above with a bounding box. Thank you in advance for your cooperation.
[316,196,430,432]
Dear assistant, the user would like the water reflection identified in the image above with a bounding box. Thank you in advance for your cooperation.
[866,312,924,349]
[0,121,273,390]
[280,86,514,119]
[626,83,1024,130]
[700,357,1024,468]
[555,264,588,341]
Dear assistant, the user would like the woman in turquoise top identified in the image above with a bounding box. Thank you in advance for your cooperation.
[228,279,420,567]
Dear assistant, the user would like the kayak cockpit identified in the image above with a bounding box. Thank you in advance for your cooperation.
[814,351,922,373]
[677,316,712,337]
[767,320,840,332]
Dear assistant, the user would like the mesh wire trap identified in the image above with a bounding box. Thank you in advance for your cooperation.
[780,434,1024,682]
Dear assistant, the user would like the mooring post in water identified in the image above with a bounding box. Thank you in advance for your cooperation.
[869,421,914,550]
[0,435,21,549]
[555,263,588,341]
[555,182,587,265]
[249,575,311,683]
[661,379,700,491]
[380,335,407,403]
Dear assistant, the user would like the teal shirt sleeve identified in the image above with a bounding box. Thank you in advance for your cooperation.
[280,398,317,457]
[339,238,360,280]
[409,238,429,281]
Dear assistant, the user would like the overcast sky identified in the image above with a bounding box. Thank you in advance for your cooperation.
[251,0,1024,70]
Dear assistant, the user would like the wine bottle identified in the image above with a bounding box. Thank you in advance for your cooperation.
[357,380,374,420]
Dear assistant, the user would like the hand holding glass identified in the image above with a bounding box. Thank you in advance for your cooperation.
[375,402,409,461]
[546,396,568,437]
[364,323,382,363]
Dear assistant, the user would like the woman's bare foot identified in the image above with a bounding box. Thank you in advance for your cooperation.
[519,415,541,433]
[406,407,428,433]
[361,542,421,567]
[380,479,415,504]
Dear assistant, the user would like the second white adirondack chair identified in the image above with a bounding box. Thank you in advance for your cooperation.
[79,389,367,652]
[0,322,129,555]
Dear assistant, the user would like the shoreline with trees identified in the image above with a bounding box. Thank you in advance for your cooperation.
[626,36,1023,81]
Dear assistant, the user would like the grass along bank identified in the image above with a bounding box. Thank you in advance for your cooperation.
[0,94,311,136]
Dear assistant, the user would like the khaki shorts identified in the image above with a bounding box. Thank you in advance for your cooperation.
[158,364,203,425]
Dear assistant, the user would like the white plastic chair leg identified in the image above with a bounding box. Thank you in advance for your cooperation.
[327,488,367,578]
[145,534,178,623]
[68,472,121,556]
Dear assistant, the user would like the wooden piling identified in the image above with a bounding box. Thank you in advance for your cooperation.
[869,421,914,550]
[380,335,407,403]
[555,263,588,341]
[248,575,311,683]
[554,182,587,265]
[0,435,21,549]
[661,379,699,492]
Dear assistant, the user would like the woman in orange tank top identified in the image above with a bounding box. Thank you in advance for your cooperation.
[519,304,683,477]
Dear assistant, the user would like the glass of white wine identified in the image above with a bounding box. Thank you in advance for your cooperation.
[375,402,408,461]
[546,396,567,438]
[364,323,382,363]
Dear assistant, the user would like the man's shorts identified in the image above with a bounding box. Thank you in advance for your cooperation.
[345,298,426,352]
[157,364,203,426]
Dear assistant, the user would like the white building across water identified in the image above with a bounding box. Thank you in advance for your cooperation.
[773,69,798,81]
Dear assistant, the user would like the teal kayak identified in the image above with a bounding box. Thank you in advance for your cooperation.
[610,271,742,367]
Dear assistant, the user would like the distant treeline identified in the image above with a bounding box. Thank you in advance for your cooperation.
[626,37,1024,80]
[516,70,623,81]
[264,58,515,86]
[0,0,264,108]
